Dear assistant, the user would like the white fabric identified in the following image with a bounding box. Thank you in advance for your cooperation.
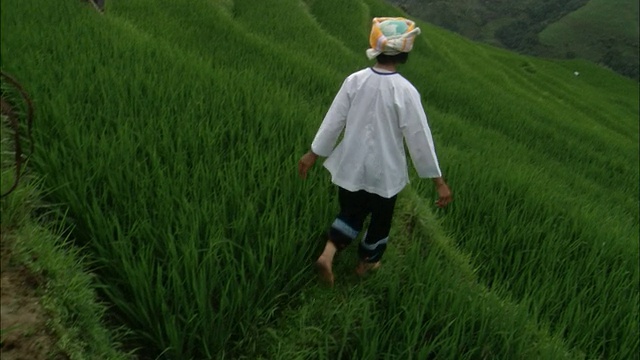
[311,67,442,198]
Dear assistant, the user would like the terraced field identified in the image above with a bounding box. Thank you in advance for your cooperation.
[1,0,638,358]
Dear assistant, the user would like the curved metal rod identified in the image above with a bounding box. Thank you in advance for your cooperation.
[1,71,34,198]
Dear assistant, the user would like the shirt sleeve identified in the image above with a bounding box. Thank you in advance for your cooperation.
[311,78,351,157]
[399,88,442,178]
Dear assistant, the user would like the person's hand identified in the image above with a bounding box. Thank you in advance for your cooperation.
[298,151,318,179]
[433,179,452,208]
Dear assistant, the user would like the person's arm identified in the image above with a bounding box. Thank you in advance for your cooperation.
[400,89,452,207]
[298,78,351,179]
[310,79,351,157]
[400,89,442,179]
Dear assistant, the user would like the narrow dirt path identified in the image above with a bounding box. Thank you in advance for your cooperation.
[0,233,61,360]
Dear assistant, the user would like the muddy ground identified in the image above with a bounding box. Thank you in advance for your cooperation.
[0,233,62,360]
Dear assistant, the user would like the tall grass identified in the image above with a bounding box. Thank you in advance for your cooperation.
[397,5,639,355]
[2,0,337,356]
[255,192,577,359]
[1,0,638,358]
[1,119,131,358]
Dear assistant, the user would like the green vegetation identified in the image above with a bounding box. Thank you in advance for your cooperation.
[386,0,589,47]
[1,0,638,359]
[1,122,131,358]
[387,0,639,80]
[539,0,640,79]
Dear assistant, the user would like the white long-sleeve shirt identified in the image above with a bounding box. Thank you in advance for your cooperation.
[311,67,442,198]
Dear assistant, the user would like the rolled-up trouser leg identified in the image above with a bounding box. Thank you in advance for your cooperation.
[328,187,367,249]
[358,193,397,262]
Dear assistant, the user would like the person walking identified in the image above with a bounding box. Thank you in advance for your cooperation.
[298,17,452,286]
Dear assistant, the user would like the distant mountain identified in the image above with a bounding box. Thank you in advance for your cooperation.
[387,0,639,80]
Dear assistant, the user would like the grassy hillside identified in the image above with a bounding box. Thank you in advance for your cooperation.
[539,0,640,79]
[386,0,639,80]
[386,0,589,43]
[1,0,638,359]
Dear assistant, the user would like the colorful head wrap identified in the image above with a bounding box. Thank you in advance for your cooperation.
[366,17,421,60]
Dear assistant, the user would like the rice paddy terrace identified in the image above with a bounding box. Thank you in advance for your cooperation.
[1,0,638,358]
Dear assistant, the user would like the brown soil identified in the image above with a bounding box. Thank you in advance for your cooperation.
[0,233,62,360]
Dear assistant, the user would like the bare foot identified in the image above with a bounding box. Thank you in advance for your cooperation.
[355,261,381,277]
[315,255,334,286]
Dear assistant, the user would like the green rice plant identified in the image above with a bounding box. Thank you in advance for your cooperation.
[251,191,578,359]
[2,0,637,358]
[1,124,132,359]
[413,100,638,357]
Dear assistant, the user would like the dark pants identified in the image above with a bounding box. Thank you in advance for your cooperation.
[329,187,397,263]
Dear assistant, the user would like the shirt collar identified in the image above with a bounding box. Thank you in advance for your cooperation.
[370,67,398,75]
